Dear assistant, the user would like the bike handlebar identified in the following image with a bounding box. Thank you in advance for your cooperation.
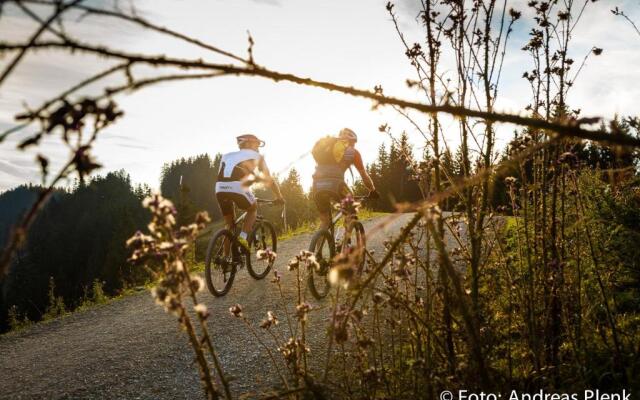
[256,198,284,205]
[256,198,287,230]
[353,193,379,202]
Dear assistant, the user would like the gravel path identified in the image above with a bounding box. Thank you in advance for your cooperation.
[0,214,417,399]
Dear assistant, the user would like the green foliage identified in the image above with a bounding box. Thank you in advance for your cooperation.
[0,171,150,332]
[0,185,39,248]
[366,132,423,211]
[91,279,109,305]
[575,116,640,172]
[577,172,640,313]
[256,168,316,232]
[76,279,112,312]
[277,219,317,241]
[7,305,32,332]
[492,169,640,390]
[42,277,66,320]
[160,153,222,224]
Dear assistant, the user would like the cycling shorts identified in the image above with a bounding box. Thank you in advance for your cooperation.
[312,178,348,214]
[215,181,256,215]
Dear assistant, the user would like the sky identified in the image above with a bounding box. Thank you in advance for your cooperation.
[0,0,639,193]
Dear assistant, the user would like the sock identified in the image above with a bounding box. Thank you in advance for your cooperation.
[239,232,248,241]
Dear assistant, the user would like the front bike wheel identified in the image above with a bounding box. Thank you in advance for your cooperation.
[205,229,237,297]
[248,220,277,280]
[308,229,335,299]
[342,221,366,274]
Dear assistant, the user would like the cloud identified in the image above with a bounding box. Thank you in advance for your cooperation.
[246,0,281,6]
[0,160,26,178]
[0,158,38,179]
[0,0,638,193]
[111,142,150,150]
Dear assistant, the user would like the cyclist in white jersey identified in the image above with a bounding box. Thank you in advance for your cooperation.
[215,134,284,251]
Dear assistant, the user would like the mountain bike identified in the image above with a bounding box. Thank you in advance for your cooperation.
[205,199,282,297]
[307,195,369,299]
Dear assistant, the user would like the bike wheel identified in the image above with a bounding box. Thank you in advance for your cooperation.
[205,229,237,297]
[248,220,277,280]
[308,229,335,299]
[342,221,366,274]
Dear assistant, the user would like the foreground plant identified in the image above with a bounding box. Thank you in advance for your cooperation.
[226,248,333,399]
[127,194,231,399]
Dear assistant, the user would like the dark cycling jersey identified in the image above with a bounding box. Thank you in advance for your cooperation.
[312,143,365,212]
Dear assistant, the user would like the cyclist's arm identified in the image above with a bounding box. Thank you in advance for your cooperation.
[353,150,376,192]
[258,157,284,199]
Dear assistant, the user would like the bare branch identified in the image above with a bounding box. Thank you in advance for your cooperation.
[17,0,248,63]
[0,0,84,88]
[1,39,639,147]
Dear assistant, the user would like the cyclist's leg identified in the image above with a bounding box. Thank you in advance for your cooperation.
[234,188,257,238]
[216,192,235,256]
[313,190,332,230]
[222,189,256,249]
[241,201,257,238]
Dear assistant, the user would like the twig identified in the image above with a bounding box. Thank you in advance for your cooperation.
[17,0,248,63]
[1,39,639,146]
[0,0,85,87]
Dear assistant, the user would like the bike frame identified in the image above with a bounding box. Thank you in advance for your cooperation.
[328,210,343,238]
[230,199,275,233]
[218,198,281,264]
[205,199,282,296]
[326,195,367,241]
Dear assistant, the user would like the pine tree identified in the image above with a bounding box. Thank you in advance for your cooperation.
[364,134,423,211]
[254,168,314,231]
[0,171,149,332]
[160,154,222,223]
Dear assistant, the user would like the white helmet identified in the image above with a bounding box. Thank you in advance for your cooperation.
[338,128,357,143]
[236,134,265,147]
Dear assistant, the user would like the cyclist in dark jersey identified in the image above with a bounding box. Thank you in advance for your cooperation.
[215,134,284,251]
[312,128,379,229]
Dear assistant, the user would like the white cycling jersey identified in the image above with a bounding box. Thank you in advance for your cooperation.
[218,149,262,180]
[215,149,263,205]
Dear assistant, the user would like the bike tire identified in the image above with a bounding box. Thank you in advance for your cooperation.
[343,220,366,274]
[307,229,335,300]
[247,220,277,280]
[204,229,237,297]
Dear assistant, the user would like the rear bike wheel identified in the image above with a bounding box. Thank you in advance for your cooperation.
[248,220,277,280]
[342,221,366,275]
[205,229,238,297]
[307,229,335,299]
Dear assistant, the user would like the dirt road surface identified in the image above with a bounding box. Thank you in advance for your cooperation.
[0,213,430,399]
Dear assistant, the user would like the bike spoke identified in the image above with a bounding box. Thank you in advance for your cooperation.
[248,222,275,279]
[205,231,237,296]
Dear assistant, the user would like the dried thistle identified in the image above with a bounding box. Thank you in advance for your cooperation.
[296,302,312,322]
[271,269,282,283]
[256,249,277,263]
[260,311,279,329]
[126,194,228,399]
[229,304,243,318]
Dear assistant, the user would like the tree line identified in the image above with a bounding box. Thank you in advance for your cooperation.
[1,128,637,333]
[0,143,390,331]
[0,172,151,332]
